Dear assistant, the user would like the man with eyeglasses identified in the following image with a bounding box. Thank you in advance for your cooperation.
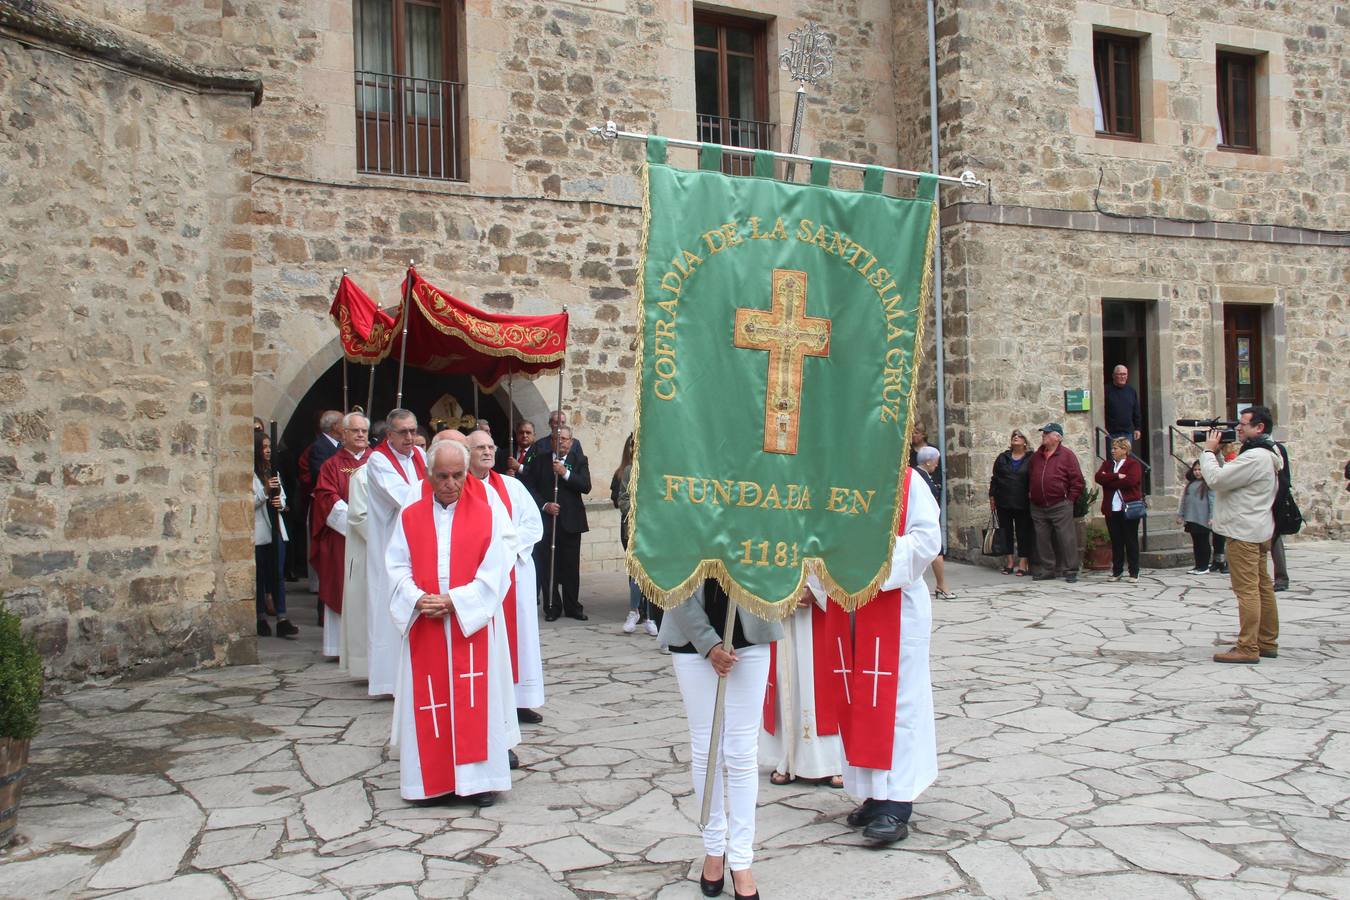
[364,409,429,695]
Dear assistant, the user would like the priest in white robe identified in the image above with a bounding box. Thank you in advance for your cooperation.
[365,409,428,697]
[339,464,371,679]
[760,572,845,787]
[839,466,942,844]
[467,429,547,717]
[386,440,519,805]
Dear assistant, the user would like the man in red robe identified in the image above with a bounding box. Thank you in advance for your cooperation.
[309,412,370,658]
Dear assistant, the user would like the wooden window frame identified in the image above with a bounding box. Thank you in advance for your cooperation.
[1093,32,1141,141]
[354,0,466,181]
[1223,305,1264,420]
[693,10,772,173]
[1217,51,1258,154]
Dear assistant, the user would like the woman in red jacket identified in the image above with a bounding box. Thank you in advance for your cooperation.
[1095,437,1145,582]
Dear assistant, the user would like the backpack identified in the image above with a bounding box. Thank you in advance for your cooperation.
[1272,444,1303,536]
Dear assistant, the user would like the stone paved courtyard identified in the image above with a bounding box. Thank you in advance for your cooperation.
[3,542,1348,899]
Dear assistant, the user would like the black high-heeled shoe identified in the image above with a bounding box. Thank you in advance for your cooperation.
[700,857,725,897]
[731,870,758,899]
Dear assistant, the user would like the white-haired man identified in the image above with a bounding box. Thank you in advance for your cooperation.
[310,412,370,658]
[385,440,520,807]
[364,409,428,696]
[468,429,547,725]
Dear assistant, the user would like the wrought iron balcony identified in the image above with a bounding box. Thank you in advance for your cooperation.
[695,115,777,176]
[355,70,465,181]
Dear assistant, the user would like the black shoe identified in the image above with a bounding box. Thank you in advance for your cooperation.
[544,612,559,622]
[1031,574,1055,581]
[469,792,496,808]
[508,750,520,770]
[700,873,724,897]
[846,798,881,827]
[566,611,589,621]
[1272,579,1289,592]
[1065,574,1078,583]
[517,708,543,724]
[408,792,456,807]
[256,619,272,637]
[863,814,910,843]
[1259,648,1278,659]
[275,619,298,638]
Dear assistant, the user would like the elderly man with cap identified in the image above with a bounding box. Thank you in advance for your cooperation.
[1027,423,1085,583]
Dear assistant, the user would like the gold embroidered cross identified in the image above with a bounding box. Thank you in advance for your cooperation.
[733,269,831,455]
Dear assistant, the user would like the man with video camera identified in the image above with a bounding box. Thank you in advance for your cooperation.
[1197,406,1283,664]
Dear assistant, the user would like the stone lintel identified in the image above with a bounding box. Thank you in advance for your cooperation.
[0,0,264,106]
[940,202,1348,247]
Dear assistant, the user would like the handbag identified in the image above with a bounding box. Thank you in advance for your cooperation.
[1123,499,1148,521]
[981,516,1003,555]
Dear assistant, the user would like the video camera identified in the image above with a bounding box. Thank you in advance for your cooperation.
[1177,418,1238,444]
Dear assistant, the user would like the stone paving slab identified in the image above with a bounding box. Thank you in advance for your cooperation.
[2,541,1348,898]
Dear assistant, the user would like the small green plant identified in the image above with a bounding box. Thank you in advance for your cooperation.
[0,603,43,741]
[1073,487,1100,519]
[1084,522,1110,552]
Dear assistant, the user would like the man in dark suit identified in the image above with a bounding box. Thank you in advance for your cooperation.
[523,424,590,621]
[293,410,343,581]
[495,420,535,477]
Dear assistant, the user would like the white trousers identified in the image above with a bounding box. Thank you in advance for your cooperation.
[673,644,770,871]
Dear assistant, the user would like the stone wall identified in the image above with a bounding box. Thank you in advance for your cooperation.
[938,0,1347,224]
[940,218,1350,554]
[0,9,259,685]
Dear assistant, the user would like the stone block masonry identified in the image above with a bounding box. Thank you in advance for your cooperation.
[0,5,262,686]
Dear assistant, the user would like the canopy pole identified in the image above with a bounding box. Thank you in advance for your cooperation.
[340,268,350,411]
[507,369,515,461]
[700,597,739,830]
[365,363,375,419]
[586,122,983,188]
[547,348,565,617]
[473,382,480,424]
[394,260,414,410]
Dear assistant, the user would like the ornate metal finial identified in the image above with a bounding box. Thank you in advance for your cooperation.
[587,120,619,142]
[779,22,836,86]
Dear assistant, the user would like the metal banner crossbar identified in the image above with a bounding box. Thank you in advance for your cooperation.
[586,121,984,189]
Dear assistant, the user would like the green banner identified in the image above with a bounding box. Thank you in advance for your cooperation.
[629,144,936,621]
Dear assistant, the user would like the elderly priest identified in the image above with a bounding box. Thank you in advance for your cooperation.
[385,440,520,807]
[309,413,370,658]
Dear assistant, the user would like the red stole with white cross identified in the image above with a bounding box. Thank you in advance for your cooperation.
[374,441,427,484]
[842,468,913,770]
[403,476,492,797]
[485,470,520,683]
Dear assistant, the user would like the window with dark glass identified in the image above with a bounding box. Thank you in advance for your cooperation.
[694,13,772,175]
[354,0,464,180]
[1217,52,1257,153]
[1093,33,1141,140]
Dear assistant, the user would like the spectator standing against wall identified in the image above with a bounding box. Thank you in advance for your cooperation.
[1028,424,1086,583]
[989,429,1034,576]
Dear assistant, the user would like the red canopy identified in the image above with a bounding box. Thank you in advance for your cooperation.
[329,268,568,389]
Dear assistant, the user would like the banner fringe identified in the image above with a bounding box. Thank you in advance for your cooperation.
[624,174,939,622]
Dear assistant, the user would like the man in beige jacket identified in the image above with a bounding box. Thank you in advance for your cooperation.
[1198,406,1283,664]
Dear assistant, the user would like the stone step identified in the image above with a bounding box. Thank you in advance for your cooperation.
[1140,548,1196,569]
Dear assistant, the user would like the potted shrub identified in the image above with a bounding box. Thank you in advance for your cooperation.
[1083,521,1112,570]
[0,603,43,849]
